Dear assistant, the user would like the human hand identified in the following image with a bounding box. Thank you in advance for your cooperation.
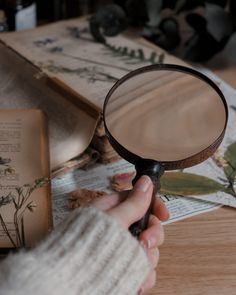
[92,175,169,294]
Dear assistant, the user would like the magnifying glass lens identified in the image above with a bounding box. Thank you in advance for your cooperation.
[105,69,226,162]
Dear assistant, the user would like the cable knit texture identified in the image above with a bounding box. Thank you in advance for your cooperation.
[0,207,150,295]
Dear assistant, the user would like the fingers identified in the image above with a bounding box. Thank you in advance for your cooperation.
[139,249,158,295]
[107,176,153,229]
[146,247,159,269]
[139,270,156,294]
[91,192,127,211]
[139,215,164,249]
[152,197,170,221]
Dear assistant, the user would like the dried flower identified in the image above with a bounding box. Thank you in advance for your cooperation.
[212,149,228,168]
[69,188,106,210]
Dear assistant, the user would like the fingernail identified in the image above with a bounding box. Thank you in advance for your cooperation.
[140,240,147,250]
[134,176,151,192]
[147,237,155,249]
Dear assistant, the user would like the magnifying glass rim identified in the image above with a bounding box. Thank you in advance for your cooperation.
[103,64,228,170]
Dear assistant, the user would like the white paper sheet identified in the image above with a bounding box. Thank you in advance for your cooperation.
[181,67,236,208]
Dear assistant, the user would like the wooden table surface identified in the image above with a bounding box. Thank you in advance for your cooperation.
[149,207,236,295]
[149,62,236,295]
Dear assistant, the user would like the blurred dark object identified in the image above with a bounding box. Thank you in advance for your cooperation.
[229,0,236,30]
[144,17,181,51]
[125,0,149,26]
[89,0,236,62]
[36,0,64,22]
[64,0,112,18]
[64,0,91,18]
[35,0,113,22]
[90,4,127,43]
[185,13,230,61]
[4,0,233,62]
[1,0,36,31]
[0,10,8,31]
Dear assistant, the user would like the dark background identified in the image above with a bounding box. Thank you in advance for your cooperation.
[36,0,119,22]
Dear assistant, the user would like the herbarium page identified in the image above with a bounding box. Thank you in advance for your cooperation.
[0,110,52,249]
[0,18,175,109]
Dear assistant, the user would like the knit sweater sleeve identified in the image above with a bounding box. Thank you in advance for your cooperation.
[0,206,150,295]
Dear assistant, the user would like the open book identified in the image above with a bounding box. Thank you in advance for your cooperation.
[0,18,182,169]
[0,110,52,250]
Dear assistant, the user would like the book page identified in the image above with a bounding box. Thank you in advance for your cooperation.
[0,18,180,109]
[0,110,51,249]
[0,44,98,169]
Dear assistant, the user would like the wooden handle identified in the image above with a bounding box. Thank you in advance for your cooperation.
[129,160,164,237]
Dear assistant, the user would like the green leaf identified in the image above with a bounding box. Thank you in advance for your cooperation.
[224,165,236,185]
[149,51,157,63]
[223,142,236,184]
[138,49,145,60]
[129,49,135,57]
[121,47,128,54]
[160,172,226,196]
[224,142,236,167]
[158,52,165,63]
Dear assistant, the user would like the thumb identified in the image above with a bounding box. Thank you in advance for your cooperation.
[107,176,153,229]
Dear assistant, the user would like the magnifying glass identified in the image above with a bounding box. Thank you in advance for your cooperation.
[103,64,228,236]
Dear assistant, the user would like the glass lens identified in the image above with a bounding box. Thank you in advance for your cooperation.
[104,68,227,162]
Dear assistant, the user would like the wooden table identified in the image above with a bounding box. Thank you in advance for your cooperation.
[1,27,235,294]
[150,207,236,295]
[149,62,236,295]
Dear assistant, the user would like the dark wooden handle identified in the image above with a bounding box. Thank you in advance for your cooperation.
[129,160,164,237]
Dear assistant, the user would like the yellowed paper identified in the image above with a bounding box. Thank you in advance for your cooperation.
[0,110,51,249]
[0,44,98,169]
[0,18,171,109]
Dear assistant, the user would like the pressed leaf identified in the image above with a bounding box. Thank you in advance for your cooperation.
[0,195,12,207]
[122,47,128,54]
[224,165,236,184]
[160,172,226,195]
[138,49,145,60]
[224,142,236,168]
[0,157,11,165]
[158,53,165,63]
[223,142,236,183]
[149,51,157,63]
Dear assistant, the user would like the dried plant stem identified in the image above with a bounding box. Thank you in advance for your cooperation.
[0,214,17,247]
[14,210,22,246]
[0,177,48,248]
[62,52,130,72]
[21,217,26,247]
[14,188,33,246]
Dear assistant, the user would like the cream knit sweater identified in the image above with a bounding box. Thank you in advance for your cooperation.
[0,207,150,295]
